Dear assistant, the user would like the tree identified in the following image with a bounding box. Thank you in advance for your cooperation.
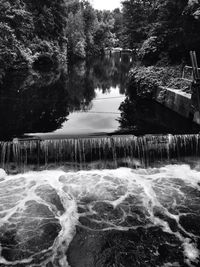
[112,8,123,47]
[82,1,97,56]
[121,0,200,63]
[66,10,86,59]
[121,0,151,49]
[182,0,200,57]
[65,0,119,59]
[0,0,68,74]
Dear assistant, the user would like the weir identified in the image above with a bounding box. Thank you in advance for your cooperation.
[1,134,200,172]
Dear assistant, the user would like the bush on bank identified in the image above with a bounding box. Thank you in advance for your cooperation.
[128,66,192,98]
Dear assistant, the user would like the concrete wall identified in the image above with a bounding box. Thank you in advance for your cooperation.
[154,86,200,125]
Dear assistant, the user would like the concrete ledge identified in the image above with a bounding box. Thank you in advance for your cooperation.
[154,86,198,122]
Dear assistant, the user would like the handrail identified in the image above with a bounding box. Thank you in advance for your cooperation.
[182,64,200,82]
[183,65,200,70]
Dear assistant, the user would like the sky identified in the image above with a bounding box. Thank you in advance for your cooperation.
[90,0,121,10]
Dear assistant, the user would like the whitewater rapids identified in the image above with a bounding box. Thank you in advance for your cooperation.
[0,164,200,266]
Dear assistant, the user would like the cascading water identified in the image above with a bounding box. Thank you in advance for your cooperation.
[0,134,200,267]
[0,134,200,172]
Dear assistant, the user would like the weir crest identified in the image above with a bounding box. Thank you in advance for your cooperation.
[0,134,200,172]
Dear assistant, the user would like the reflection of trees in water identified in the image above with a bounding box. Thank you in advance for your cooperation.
[0,54,132,140]
[117,92,200,135]
[89,53,132,93]
[67,53,132,97]
[118,98,169,134]
[0,66,95,140]
[67,61,95,111]
[0,68,69,139]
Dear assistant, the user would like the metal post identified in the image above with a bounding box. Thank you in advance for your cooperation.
[193,51,200,79]
[190,51,200,81]
[190,51,200,118]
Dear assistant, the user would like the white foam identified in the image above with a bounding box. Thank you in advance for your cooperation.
[0,169,6,179]
[183,239,199,265]
[0,170,78,266]
[0,164,200,266]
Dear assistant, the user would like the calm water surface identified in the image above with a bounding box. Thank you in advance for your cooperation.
[0,53,132,140]
[39,87,125,137]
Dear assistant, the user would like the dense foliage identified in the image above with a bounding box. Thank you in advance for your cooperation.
[0,0,68,73]
[2,0,200,72]
[128,66,191,98]
[65,1,120,60]
[0,0,124,74]
[121,0,200,63]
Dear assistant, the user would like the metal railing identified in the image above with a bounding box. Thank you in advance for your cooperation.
[181,65,199,82]
[181,51,200,83]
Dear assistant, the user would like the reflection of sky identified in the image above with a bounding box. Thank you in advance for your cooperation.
[37,87,125,137]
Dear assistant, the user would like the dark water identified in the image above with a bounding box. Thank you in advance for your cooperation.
[0,53,130,140]
[0,53,199,141]
[0,53,200,267]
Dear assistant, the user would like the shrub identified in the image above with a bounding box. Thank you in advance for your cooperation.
[128,65,191,98]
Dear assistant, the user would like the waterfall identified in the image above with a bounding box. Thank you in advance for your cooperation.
[0,134,200,172]
[1,136,200,266]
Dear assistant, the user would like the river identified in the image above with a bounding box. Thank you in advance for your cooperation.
[0,53,200,267]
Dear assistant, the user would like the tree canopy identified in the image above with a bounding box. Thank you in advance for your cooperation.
[121,0,200,63]
[0,0,123,72]
[0,0,69,72]
[65,0,119,59]
[1,0,200,71]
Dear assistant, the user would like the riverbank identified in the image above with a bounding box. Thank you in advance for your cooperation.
[125,65,200,126]
[128,65,192,98]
